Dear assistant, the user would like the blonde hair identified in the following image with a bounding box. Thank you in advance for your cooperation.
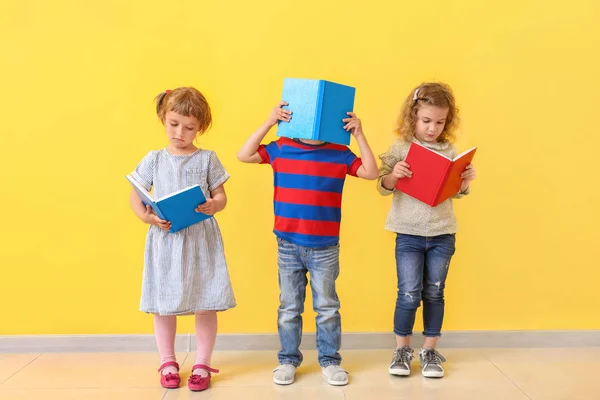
[394,82,459,143]
[155,87,212,135]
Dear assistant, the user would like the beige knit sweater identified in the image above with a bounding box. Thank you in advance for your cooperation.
[377,138,470,236]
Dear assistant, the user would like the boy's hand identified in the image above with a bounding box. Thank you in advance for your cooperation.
[392,161,412,179]
[143,205,171,232]
[266,101,292,127]
[196,198,216,215]
[342,112,364,137]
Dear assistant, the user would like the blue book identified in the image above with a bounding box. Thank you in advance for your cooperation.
[126,174,211,233]
[276,78,356,145]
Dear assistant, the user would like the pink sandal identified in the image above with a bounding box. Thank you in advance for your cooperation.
[188,364,219,392]
[158,361,181,389]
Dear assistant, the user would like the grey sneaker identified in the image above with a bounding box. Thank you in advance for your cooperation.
[321,364,349,386]
[389,345,414,376]
[419,348,446,378]
[273,364,296,385]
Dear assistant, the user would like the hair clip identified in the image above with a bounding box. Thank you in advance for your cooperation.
[413,88,420,101]
[165,90,172,94]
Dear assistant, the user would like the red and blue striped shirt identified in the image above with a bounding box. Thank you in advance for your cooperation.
[258,138,362,248]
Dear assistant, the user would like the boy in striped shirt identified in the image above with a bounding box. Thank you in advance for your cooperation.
[238,102,378,386]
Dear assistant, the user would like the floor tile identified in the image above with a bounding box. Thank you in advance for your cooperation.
[0,354,41,385]
[0,352,187,389]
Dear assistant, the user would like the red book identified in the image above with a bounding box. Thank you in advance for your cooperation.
[395,142,477,207]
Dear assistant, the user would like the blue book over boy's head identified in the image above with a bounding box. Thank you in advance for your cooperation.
[276,78,356,146]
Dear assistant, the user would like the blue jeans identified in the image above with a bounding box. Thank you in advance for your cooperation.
[276,237,342,367]
[394,233,456,337]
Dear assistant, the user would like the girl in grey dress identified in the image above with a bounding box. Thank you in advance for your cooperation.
[128,87,235,392]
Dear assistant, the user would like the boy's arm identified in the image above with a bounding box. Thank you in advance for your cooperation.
[237,102,291,163]
[236,121,272,164]
[342,112,378,180]
[353,133,378,180]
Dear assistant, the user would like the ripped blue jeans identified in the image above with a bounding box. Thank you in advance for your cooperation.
[394,233,456,337]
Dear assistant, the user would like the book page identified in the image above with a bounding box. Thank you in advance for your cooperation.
[453,147,477,161]
[158,184,203,202]
[126,175,155,203]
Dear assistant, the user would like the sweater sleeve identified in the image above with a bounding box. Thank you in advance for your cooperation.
[377,139,409,196]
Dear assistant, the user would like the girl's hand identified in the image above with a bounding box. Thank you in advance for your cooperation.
[196,198,216,215]
[266,101,292,127]
[392,161,412,179]
[460,164,476,192]
[461,164,476,182]
[143,205,171,232]
[342,112,364,137]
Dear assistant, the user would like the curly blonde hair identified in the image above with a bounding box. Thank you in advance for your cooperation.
[394,82,459,143]
[155,87,212,135]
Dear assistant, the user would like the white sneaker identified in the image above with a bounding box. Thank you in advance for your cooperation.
[321,365,349,386]
[273,364,296,385]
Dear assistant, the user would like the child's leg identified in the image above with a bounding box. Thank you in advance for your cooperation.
[419,234,454,378]
[154,314,178,374]
[305,244,342,368]
[394,234,426,348]
[192,311,218,377]
[421,234,456,346]
[277,238,308,367]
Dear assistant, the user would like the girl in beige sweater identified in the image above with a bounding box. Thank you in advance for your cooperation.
[378,82,476,378]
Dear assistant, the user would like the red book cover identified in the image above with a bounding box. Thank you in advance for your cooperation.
[395,142,477,207]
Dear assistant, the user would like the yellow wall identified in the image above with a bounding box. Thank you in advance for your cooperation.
[1,0,599,335]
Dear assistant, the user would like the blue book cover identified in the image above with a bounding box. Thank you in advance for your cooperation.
[277,78,355,145]
[126,175,211,233]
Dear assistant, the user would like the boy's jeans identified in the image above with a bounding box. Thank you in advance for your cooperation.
[276,237,342,367]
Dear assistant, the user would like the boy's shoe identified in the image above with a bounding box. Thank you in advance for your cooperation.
[187,364,219,392]
[158,361,181,389]
[419,348,446,378]
[273,364,296,385]
[322,364,349,386]
[388,346,414,376]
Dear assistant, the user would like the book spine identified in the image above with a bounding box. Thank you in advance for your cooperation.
[432,160,453,206]
[313,80,325,140]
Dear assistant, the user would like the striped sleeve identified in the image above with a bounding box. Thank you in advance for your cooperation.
[258,140,281,165]
[207,151,230,191]
[131,151,157,191]
[343,148,362,177]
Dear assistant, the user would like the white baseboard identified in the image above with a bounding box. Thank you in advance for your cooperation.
[1,331,599,353]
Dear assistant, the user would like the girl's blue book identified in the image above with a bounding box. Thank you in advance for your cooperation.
[276,78,355,146]
[126,175,212,233]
